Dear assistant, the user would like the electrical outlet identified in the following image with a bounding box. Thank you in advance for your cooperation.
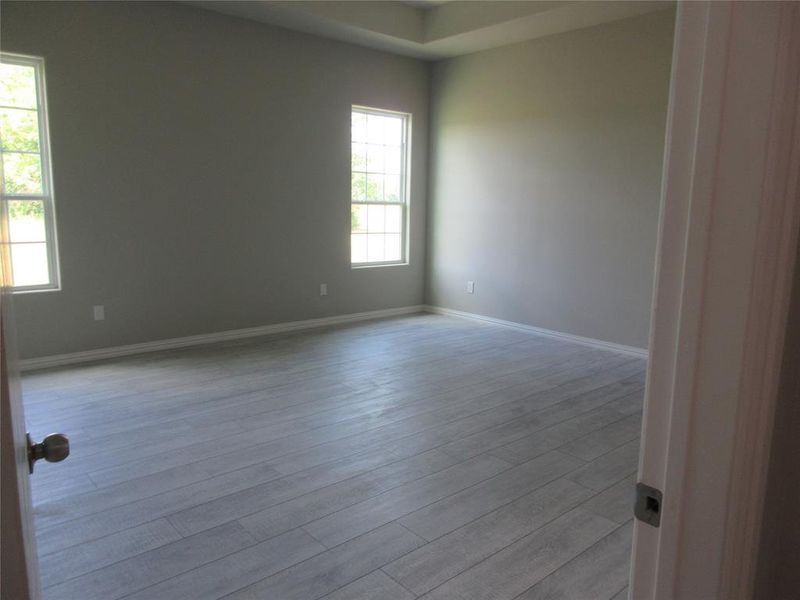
[320,283,328,297]
[467,281,475,294]
[93,305,105,321]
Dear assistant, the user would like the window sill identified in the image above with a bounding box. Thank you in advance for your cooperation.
[11,285,61,295]
[351,261,409,270]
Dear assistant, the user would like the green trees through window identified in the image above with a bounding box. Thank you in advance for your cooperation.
[350,107,409,265]
[0,54,58,290]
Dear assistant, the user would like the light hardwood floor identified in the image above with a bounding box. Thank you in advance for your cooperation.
[22,314,644,600]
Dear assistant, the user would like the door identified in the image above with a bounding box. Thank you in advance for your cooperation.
[631,2,800,598]
[1,207,40,598]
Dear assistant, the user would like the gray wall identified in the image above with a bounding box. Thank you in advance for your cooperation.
[1,1,430,358]
[2,2,674,359]
[426,10,674,349]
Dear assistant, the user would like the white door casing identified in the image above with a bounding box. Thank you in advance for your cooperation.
[631,1,800,598]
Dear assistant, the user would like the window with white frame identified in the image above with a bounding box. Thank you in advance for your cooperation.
[0,53,59,291]
[351,107,409,266]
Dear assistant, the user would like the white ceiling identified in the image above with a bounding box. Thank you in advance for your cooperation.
[181,0,674,61]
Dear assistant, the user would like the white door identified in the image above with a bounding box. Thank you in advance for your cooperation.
[1,215,40,598]
[631,2,800,598]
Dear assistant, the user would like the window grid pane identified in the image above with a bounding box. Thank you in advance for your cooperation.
[0,107,40,152]
[350,107,408,265]
[7,199,46,242]
[0,63,36,109]
[2,151,43,194]
[9,241,50,286]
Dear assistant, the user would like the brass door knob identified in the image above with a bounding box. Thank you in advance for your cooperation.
[27,433,70,474]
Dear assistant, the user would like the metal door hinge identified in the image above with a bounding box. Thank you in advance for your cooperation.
[634,482,663,527]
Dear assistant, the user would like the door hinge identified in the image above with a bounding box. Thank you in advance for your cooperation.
[634,481,663,527]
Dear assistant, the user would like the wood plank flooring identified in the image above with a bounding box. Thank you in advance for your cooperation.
[22,314,645,600]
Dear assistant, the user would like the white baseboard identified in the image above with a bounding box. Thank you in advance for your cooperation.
[18,303,647,371]
[424,305,648,359]
[18,305,425,371]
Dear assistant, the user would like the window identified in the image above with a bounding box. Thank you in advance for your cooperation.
[351,107,409,266]
[1,53,59,291]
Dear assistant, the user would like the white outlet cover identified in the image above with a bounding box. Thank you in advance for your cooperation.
[320,283,328,296]
[467,281,475,294]
[93,305,105,321]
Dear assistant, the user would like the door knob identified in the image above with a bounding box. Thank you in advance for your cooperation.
[27,432,69,474]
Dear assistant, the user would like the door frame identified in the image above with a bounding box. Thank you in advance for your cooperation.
[631,1,800,598]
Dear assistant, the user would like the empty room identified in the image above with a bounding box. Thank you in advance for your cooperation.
[3,2,800,600]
